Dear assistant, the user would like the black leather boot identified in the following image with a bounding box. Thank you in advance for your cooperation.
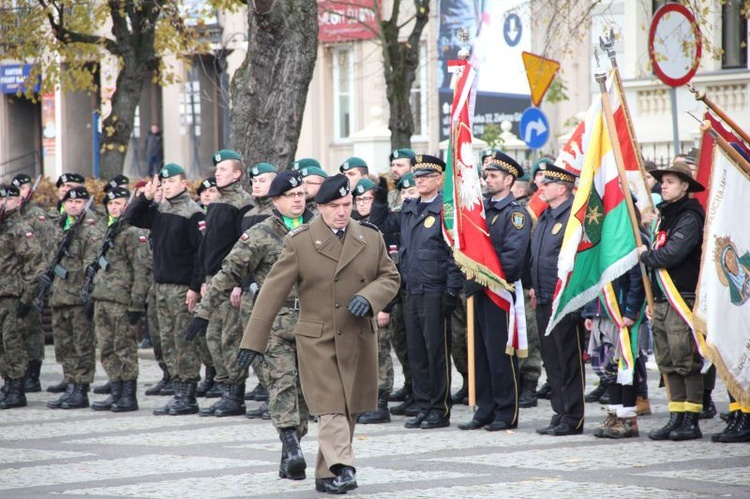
[145,367,170,396]
[246,401,269,419]
[451,377,468,405]
[648,412,685,440]
[215,383,246,417]
[389,394,415,416]
[0,377,11,402]
[199,384,227,416]
[91,380,123,411]
[585,383,607,403]
[719,411,750,443]
[536,381,552,399]
[153,391,179,416]
[112,379,139,412]
[670,411,702,441]
[388,383,411,402]
[0,378,27,409]
[47,379,68,393]
[358,389,391,424]
[196,366,217,397]
[23,360,42,393]
[169,381,199,415]
[93,380,113,395]
[712,410,741,442]
[519,380,538,408]
[47,383,73,409]
[61,383,90,409]
[279,428,306,480]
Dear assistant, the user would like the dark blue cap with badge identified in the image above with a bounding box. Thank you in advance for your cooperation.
[484,150,523,178]
[197,177,217,195]
[62,186,90,201]
[213,149,242,166]
[540,164,578,184]
[0,185,20,197]
[411,154,446,177]
[389,148,415,162]
[105,174,129,193]
[339,157,368,173]
[56,173,85,188]
[105,186,130,203]
[267,170,303,197]
[249,162,278,178]
[353,178,377,196]
[12,174,31,187]
[397,172,415,190]
[159,163,185,179]
[314,173,351,204]
[292,158,321,171]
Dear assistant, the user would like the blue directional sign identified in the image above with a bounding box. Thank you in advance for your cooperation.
[503,13,522,47]
[520,107,549,150]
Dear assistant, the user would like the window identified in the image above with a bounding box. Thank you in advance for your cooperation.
[180,66,201,137]
[722,2,748,69]
[411,44,428,138]
[333,46,353,140]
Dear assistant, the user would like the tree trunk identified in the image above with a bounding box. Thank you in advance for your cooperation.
[231,0,318,176]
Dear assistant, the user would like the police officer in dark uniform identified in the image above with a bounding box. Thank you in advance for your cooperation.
[530,164,585,436]
[399,154,464,430]
[459,151,531,431]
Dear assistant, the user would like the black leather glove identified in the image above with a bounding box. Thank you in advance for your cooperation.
[85,263,98,282]
[128,311,142,325]
[183,317,209,341]
[347,295,372,317]
[374,177,389,204]
[17,302,31,318]
[85,302,94,321]
[464,279,484,297]
[443,291,459,316]
[39,273,52,290]
[236,348,263,369]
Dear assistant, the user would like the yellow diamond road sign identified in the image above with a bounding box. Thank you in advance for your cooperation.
[522,51,561,107]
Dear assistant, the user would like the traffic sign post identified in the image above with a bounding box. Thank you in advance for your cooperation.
[522,52,560,107]
[520,107,549,150]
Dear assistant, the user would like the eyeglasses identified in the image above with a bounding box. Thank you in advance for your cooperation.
[282,191,306,199]
[355,196,374,203]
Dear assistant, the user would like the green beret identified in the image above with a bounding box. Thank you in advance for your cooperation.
[213,149,242,166]
[292,158,321,171]
[531,157,555,179]
[481,147,499,160]
[389,148,415,162]
[397,172,415,190]
[300,166,328,179]
[249,162,277,178]
[517,169,531,182]
[159,163,185,179]
[339,157,368,173]
[353,178,377,196]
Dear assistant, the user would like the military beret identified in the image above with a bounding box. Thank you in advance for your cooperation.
[159,163,185,179]
[56,173,85,187]
[105,186,130,203]
[292,158,321,171]
[389,148,415,162]
[397,172,415,190]
[481,147,499,160]
[540,164,578,184]
[353,178,377,196]
[517,169,531,182]
[12,174,31,187]
[300,166,328,179]
[213,149,242,166]
[267,170,303,197]
[197,177,217,195]
[484,150,523,178]
[104,174,129,193]
[314,173,351,204]
[0,185,20,197]
[531,157,555,179]
[249,162,278,178]
[339,157,368,173]
[62,186,90,201]
[411,154,446,177]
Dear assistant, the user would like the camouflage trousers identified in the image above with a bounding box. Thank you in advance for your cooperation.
[146,285,165,370]
[264,308,309,437]
[207,299,246,384]
[377,322,394,393]
[451,291,468,378]
[389,289,410,384]
[519,288,542,384]
[94,300,139,381]
[0,297,28,379]
[20,307,45,362]
[153,283,201,382]
[241,292,269,389]
[51,305,96,384]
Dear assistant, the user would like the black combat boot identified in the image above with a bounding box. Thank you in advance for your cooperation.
[648,412,685,440]
[699,392,717,419]
[451,377,468,405]
[0,378,27,409]
[712,410,741,442]
[199,384,227,416]
[47,378,68,393]
[112,380,139,412]
[145,367,170,396]
[196,366,217,397]
[91,380,123,411]
[23,360,42,393]
[670,411,702,441]
[279,428,306,480]
[536,381,552,400]
[47,383,74,409]
[61,383,90,409]
[0,377,11,402]
[719,411,750,443]
[215,383,246,417]
[153,390,179,416]
[169,381,199,415]
[358,389,391,424]
[519,379,538,408]
[389,394,416,416]
[585,383,607,403]
[246,401,269,419]
[388,383,411,402]
[93,380,113,395]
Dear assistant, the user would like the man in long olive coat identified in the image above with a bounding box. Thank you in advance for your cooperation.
[238,173,400,495]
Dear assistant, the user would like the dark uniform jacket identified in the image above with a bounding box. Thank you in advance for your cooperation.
[240,196,274,232]
[126,191,204,292]
[530,196,574,305]
[485,194,531,284]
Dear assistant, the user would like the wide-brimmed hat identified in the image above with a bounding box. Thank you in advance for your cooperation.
[650,160,704,193]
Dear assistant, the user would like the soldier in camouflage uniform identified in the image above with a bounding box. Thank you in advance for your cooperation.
[0,185,43,409]
[46,173,85,225]
[43,187,102,409]
[89,187,152,412]
[126,164,205,416]
[297,161,327,216]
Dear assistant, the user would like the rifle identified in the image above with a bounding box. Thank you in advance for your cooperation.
[35,197,94,311]
[19,175,42,215]
[79,190,137,305]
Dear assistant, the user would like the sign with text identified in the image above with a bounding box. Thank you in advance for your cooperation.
[0,64,39,94]
[318,0,379,43]
[439,89,529,142]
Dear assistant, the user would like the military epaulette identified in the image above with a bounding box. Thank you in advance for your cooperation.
[358,220,379,231]
[288,225,310,237]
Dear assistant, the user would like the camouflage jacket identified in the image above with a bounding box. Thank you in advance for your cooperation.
[48,214,103,307]
[0,209,43,303]
[89,218,152,311]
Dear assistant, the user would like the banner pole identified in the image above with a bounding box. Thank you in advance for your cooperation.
[466,295,475,407]
[690,84,750,146]
[705,121,750,175]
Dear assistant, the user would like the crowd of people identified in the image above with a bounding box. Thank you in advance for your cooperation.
[0,144,748,495]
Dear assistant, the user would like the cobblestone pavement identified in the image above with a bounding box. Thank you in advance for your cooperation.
[1,346,748,498]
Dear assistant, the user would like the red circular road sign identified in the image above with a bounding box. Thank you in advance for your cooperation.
[648,3,702,87]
